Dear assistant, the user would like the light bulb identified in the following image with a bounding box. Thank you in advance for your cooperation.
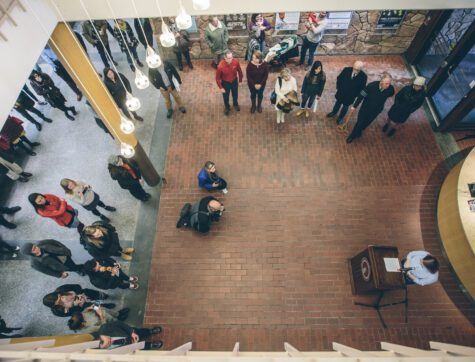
[120,116,135,134]
[192,0,210,10]
[134,68,150,90]
[176,5,192,30]
[125,92,141,111]
[160,22,176,47]
[146,46,162,68]
[120,142,135,158]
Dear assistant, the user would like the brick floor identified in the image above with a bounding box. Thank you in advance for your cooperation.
[145,55,475,351]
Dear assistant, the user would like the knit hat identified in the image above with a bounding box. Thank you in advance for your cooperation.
[60,178,70,189]
[108,155,120,165]
[413,76,426,86]
[21,242,34,255]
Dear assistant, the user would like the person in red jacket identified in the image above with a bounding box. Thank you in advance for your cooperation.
[216,50,243,116]
[28,193,84,231]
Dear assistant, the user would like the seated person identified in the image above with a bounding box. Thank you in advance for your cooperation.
[189,196,225,233]
[401,250,439,286]
[197,161,228,194]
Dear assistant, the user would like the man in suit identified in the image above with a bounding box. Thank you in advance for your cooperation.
[21,240,82,278]
[327,60,367,124]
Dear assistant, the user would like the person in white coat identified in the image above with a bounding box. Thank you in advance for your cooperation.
[274,68,298,124]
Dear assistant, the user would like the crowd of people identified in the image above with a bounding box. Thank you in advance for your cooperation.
[0,11,439,351]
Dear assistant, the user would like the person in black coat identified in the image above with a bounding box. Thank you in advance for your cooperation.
[92,320,163,350]
[296,60,326,118]
[346,73,395,144]
[133,18,154,50]
[83,257,138,290]
[0,205,21,229]
[14,85,52,131]
[29,71,77,121]
[107,155,151,202]
[189,196,225,233]
[42,284,113,317]
[383,76,427,137]
[149,61,187,119]
[80,221,134,261]
[327,61,367,124]
[103,68,144,122]
[21,239,82,278]
[0,316,22,339]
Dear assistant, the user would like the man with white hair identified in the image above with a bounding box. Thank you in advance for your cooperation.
[327,60,367,124]
[346,73,395,144]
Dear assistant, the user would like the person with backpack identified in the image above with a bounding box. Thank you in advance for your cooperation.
[176,197,225,233]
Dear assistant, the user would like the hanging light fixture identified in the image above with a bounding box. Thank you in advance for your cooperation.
[126,92,141,111]
[121,142,136,158]
[160,22,175,47]
[146,46,162,68]
[120,116,135,134]
[176,2,192,30]
[192,0,210,11]
[134,68,150,89]
[131,0,162,69]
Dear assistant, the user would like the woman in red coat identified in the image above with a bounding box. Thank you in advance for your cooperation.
[28,193,84,231]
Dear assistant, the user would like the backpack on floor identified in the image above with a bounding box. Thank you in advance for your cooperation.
[176,203,192,228]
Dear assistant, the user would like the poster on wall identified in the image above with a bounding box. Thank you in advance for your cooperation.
[376,10,407,29]
[274,12,300,31]
[224,14,248,31]
[326,11,353,34]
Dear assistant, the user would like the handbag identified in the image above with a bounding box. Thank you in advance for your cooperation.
[270,77,282,105]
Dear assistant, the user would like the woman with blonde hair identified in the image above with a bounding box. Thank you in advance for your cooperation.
[80,221,134,261]
[60,178,115,222]
[274,68,299,124]
[197,161,228,194]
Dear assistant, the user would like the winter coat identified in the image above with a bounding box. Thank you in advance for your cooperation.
[0,116,24,151]
[92,320,134,340]
[197,168,224,191]
[108,157,142,190]
[36,194,75,227]
[113,21,139,52]
[133,18,154,48]
[29,72,66,108]
[30,239,72,278]
[80,221,122,259]
[148,61,182,91]
[335,67,367,106]
[82,20,112,46]
[274,76,299,112]
[205,20,229,55]
[173,29,191,53]
[388,85,426,123]
[15,86,36,109]
[302,71,326,97]
[246,61,269,91]
[103,69,132,105]
[354,81,395,119]
[46,284,101,317]
[85,258,127,290]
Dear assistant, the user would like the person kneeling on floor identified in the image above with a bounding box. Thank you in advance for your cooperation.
[176,196,225,233]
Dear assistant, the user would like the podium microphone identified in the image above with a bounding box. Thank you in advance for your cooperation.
[398,267,414,273]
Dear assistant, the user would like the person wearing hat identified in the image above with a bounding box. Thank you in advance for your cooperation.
[299,11,328,67]
[21,239,82,279]
[383,76,427,137]
[107,155,150,202]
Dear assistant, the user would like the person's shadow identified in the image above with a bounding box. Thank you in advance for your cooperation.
[419,145,475,326]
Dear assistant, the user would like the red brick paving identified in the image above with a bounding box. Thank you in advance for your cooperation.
[145,55,475,351]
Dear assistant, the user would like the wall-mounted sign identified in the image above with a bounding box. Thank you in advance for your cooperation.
[376,10,407,30]
[274,12,300,31]
[326,12,353,31]
[224,14,248,31]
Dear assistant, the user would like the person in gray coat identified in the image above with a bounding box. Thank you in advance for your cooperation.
[205,16,229,68]
[21,240,82,278]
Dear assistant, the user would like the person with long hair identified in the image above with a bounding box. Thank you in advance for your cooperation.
[197,161,228,194]
[107,155,150,202]
[82,258,138,290]
[274,68,299,124]
[80,221,134,261]
[296,60,326,118]
[28,193,84,231]
[60,178,115,222]
[246,50,269,114]
[67,305,130,333]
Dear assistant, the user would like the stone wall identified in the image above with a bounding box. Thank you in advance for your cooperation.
[152,10,428,60]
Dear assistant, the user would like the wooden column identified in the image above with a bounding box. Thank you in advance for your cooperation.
[49,22,161,185]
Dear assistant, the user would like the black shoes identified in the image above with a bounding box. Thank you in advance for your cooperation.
[43,117,53,123]
[101,303,116,309]
[234,104,240,112]
[188,63,194,69]
[178,65,183,71]
[166,109,173,119]
[148,341,163,350]
[117,308,130,321]
[134,115,144,122]
[34,123,42,131]
[104,206,116,212]
[346,136,354,144]
[250,105,256,114]
[387,128,396,137]
[224,108,230,116]
[130,65,136,72]
[140,193,151,202]
[5,206,21,214]
[77,92,83,102]
[112,60,119,66]
[136,60,144,67]
[100,214,110,223]
[21,172,32,178]
[70,107,77,115]
[179,107,187,114]
[326,112,336,118]
[31,142,40,147]
[151,326,162,335]
[382,123,389,132]
[18,176,29,183]
[66,114,75,121]
[28,151,37,156]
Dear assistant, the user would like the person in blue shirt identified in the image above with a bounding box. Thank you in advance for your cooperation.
[197,161,228,194]
[401,250,439,286]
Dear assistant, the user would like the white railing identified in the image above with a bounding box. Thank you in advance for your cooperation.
[0,0,25,41]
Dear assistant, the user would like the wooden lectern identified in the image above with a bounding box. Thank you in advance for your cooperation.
[348,245,407,328]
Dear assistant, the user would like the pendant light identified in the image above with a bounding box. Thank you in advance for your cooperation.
[134,68,150,89]
[120,116,135,134]
[155,0,176,47]
[192,0,210,11]
[131,0,162,68]
[121,142,135,158]
[176,2,192,30]
[126,92,141,112]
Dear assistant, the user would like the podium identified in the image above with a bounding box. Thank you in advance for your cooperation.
[348,245,407,328]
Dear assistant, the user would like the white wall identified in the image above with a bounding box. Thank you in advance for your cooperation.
[0,0,57,128]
